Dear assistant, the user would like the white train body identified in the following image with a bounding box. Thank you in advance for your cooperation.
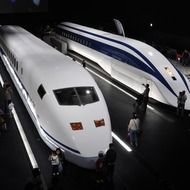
[0,26,112,169]
[55,22,190,110]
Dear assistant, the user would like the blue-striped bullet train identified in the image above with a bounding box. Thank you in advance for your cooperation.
[0,25,112,169]
[54,22,190,110]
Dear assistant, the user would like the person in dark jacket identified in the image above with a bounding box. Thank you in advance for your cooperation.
[3,82,13,117]
[176,90,187,117]
[95,151,105,183]
[141,83,150,112]
[104,143,117,183]
[82,60,86,68]
[24,168,43,190]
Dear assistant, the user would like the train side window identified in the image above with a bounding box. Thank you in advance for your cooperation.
[37,84,46,99]
[21,68,23,75]
[172,76,176,80]
[16,61,18,71]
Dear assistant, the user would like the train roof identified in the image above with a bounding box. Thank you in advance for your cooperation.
[61,22,170,69]
[61,22,186,77]
[0,25,97,90]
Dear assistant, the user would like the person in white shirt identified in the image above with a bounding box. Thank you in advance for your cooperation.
[128,113,140,147]
[49,150,60,176]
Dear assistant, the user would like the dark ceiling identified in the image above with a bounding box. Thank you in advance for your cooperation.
[0,1,189,50]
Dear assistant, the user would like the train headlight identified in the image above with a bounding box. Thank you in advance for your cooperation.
[70,122,83,130]
[94,119,105,127]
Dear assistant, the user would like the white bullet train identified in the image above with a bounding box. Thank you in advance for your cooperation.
[0,25,112,169]
[53,22,190,110]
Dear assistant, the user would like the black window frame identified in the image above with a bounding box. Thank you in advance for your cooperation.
[37,84,46,99]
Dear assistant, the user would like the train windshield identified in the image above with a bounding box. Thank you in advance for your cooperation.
[54,86,99,106]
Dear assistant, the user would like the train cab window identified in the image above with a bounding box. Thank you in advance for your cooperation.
[54,88,80,106]
[37,84,46,99]
[76,87,99,105]
[54,86,99,106]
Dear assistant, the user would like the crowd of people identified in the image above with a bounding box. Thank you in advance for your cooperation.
[0,80,13,134]
[128,82,188,149]
[46,143,117,189]
[1,78,187,189]
[95,143,117,186]
[1,77,186,190]
[127,83,150,148]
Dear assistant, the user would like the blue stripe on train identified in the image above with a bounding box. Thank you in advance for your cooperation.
[58,23,187,96]
[40,125,80,154]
